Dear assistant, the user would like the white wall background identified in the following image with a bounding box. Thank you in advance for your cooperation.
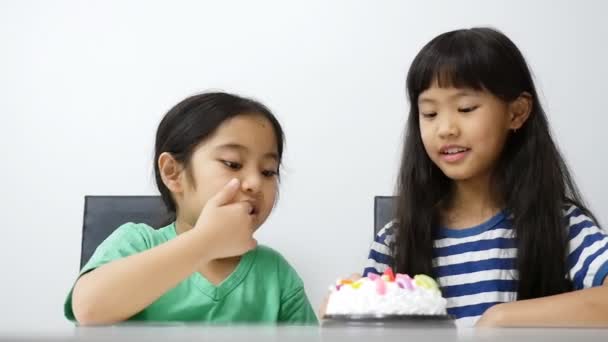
[1,0,607,331]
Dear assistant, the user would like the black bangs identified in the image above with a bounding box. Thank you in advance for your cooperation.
[406,28,530,104]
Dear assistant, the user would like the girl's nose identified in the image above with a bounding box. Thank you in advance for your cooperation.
[240,172,262,194]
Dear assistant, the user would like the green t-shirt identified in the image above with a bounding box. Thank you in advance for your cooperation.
[65,222,318,325]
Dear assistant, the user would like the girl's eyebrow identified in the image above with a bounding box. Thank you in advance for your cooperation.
[419,90,478,104]
[449,90,478,99]
[215,143,278,161]
[418,97,437,104]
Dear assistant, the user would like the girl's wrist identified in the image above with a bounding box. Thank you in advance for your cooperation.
[181,227,216,266]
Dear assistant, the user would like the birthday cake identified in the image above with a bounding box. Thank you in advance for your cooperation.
[324,268,448,317]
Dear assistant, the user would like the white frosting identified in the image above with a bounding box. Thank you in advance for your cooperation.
[325,276,447,316]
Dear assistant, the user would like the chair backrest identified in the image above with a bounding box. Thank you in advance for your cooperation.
[80,196,169,269]
[373,196,397,236]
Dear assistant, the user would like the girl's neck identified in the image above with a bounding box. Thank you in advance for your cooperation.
[173,205,200,235]
[442,174,503,229]
[174,216,194,236]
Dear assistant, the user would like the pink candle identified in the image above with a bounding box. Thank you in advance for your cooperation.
[375,278,387,295]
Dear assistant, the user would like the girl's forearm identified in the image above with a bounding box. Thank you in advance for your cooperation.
[71,228,212,325]
[477,280,608,327]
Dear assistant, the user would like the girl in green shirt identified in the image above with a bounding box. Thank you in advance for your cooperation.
[66,92,317,326]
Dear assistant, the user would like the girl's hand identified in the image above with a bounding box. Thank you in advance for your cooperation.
[475,303,507,328]
[194,178,257,260]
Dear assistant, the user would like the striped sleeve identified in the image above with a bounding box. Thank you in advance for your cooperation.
[565,205,608,289]
[363,221,396,276]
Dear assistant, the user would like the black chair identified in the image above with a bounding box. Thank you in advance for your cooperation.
[80,196,169,269]
[374,195,397,236]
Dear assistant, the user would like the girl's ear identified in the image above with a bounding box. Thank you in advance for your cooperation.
[508,92,533,130]
[158,152,185,194]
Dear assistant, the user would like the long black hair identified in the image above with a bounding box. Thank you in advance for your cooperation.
[153,92,285,221]
[393,27,596,300]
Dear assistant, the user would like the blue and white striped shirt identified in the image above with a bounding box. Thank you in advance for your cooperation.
[364,205,608,327]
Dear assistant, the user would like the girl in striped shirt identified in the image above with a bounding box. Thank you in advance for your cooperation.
[365,27,608,328]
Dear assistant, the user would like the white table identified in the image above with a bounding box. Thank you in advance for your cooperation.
[2,323,607,342]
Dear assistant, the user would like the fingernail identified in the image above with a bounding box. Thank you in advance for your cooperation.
[228,178,239,187]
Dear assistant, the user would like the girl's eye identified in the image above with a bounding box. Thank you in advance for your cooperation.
[221,160,242,170]
[262,170,278,178]
[421,112,437,118]
[458,105,478,113]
